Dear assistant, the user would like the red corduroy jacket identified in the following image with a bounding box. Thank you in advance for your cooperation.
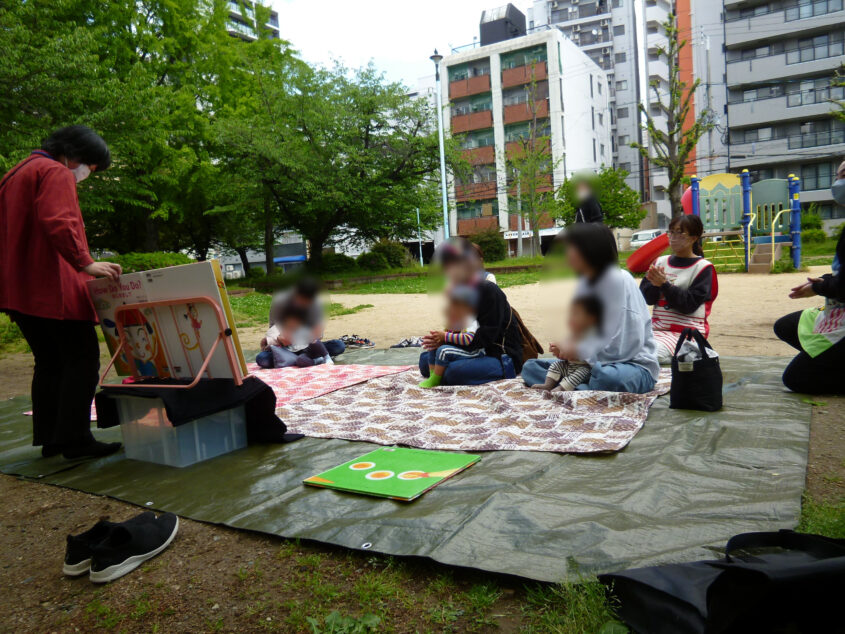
[0,152,97,322]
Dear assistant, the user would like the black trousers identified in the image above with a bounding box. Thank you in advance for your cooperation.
[773,310,845,395]
[11,311,100,447]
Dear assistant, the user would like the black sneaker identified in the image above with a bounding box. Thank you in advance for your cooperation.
[63,511,155,576]
[89,513,179,583]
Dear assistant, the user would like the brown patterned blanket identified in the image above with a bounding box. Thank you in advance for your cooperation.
[280,369,671,454]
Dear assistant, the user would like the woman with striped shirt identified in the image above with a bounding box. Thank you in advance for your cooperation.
[639,215,718,364]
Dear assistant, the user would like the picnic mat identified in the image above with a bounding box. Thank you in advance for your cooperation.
[281,369,671,453]
[24,361,411,421]
[0,355,810,582]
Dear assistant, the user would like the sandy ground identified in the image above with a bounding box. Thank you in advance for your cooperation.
[315,266,830,356]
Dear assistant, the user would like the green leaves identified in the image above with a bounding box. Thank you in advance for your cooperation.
[555,167,646,229]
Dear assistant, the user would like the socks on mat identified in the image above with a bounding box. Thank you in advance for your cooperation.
[418,373,443,389]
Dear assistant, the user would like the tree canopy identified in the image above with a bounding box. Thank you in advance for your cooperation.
[554,167,646,229]
[0,0,451,270]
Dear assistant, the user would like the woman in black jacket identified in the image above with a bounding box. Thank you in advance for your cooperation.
[773,160,845,394]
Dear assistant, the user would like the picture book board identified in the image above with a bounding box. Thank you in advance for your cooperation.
[87,260,247,381]
[304,447,480,501]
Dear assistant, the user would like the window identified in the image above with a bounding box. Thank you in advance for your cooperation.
[590,75,594,98]
[597,112,604,126]
[456,200,499,220]
[615,52,627,63]
[617,106,629,118]
[613,25,625,36]
[616,80,628,91]
[448,60,491,82]
[786,31,845,65]
[600,143,606,157]
[801,162,836,191]
[597,81,602,95]
[504,121,551,143]
[613,0,623,7]
[452,93,493,115]
[618,134,630,145]
[593,139,597,162]
[460,129,494,149]
[591,107,595,130]
[501,45,547,70]
[619,162,631,172]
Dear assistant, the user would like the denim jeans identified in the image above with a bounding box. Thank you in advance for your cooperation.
[418,351,504,386]
[521,358,655,394]
[323,339,345,357]
[426,345,485,367]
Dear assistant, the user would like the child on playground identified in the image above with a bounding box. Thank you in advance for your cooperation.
[530,296,601,391]
[256,304,333,369]
[419,285,483,388]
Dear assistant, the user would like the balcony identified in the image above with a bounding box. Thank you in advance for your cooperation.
[505,137,551,159]
[458,216,499,236]
[725,2,843,49]
[449,74,491,99]
[646,3,670,30]
[729,133,845,169]
[461,145,496,165]
[451,110,493,134]
[507,213,555,231]
[503,99,550,125]
[728,91,839,128]
[506,173,554,197]
[455,180,498,202]
[501,61,548,89]
[727,51,842,87]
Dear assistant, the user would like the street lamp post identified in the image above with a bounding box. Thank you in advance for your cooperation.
[430,49,450,241]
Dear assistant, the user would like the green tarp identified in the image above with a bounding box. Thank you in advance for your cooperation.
[0,353,809,582]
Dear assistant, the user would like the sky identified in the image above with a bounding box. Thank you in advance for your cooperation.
[270,0,533,89]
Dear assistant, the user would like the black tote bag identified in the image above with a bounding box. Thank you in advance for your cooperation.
[670,327,722,411]
[600,530,845,634]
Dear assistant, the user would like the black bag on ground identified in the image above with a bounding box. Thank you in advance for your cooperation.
[599,530,845,634]
[670,327,722,411]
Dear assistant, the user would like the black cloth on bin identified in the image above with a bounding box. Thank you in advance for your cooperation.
[95,377,303,444]
[599,530,845,634]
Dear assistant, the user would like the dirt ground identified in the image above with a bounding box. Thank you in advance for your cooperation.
[0,266,843,632]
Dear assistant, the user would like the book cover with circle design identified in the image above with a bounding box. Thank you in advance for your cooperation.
[304,447,480,501]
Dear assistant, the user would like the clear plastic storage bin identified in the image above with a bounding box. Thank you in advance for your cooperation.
[115,395,247,468]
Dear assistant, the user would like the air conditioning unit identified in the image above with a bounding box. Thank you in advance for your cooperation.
[574,24,582,32]
[602,47,610,54]
[572,0,579,4]
[551,0,559,7]
[601,19,609,26]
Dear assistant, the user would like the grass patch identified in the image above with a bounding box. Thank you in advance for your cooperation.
[797,494,845,538]
[0,312,28,357]
[227,292,373,327]
[522,578,623,634]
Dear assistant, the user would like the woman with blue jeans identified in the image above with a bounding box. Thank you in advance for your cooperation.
[521,223,659,394]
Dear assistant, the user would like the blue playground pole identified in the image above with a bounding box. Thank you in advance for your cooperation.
[690,175,700,217]
[789,174,801,269]
[740,169,752,272]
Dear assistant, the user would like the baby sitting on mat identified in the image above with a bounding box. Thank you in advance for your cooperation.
[531,296,602,391]
[256,305,333,369]
[419,285,481,388]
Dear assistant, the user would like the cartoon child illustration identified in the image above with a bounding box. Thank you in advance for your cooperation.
[120,308,168,377]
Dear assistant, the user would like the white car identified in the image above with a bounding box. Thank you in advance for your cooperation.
[629,229,663,249]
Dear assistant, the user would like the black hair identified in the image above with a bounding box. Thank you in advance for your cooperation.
[41,125,111,172]
[571,295,603,330]
[668,214,705,256]
[293,276,320,300]
[555,223,618,278]
[436,237,476,267]
[280,303,308,322]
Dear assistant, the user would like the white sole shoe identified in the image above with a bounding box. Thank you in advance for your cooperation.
[62,559,91,577]
[89,517,179,584]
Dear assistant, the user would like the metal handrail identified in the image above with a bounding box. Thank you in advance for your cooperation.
[770,209,790,270]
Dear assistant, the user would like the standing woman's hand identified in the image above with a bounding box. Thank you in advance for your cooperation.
[646,264,667,287]
[83,261,122,281]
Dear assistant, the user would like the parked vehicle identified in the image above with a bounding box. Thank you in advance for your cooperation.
[630,229,663,249]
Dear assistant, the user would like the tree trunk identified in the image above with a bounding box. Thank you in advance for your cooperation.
[308,237,324,271]
[532,227,541,257]
[263,196,275,275]
[144,215,159,252]
[669,182,684,218]
[236,247,251,275]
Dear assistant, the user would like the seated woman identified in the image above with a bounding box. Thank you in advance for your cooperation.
[521,223,659,394]
[773,160,845,395]
[418,240,523,385]
[639,215,718,364]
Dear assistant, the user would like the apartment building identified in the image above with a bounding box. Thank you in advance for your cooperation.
[226,0,280,41]
[724,0,845,226]
[441,26,611,241]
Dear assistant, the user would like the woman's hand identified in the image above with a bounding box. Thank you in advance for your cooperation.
[83,261,122,281]
[789,278,822,299]
[646,264,667,287]
[423,330,445,350]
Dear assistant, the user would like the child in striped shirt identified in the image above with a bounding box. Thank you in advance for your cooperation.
[419,285,483,388]
[532,296,602,391]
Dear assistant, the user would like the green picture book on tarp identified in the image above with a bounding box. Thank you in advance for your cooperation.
[304,447,480,501]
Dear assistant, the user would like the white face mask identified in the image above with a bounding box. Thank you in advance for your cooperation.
[71,164,91,183]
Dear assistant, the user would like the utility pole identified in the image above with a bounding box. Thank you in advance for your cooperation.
[430,50,450,241]
[416,208,423,265]
[516,176,523,257]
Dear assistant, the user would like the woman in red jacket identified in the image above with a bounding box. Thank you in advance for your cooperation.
[0,126,123,459]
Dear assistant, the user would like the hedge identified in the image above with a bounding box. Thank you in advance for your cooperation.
[104,251,195,273]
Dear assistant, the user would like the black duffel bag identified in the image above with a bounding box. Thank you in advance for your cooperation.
[670,327,722,411]
[600,530,845,634]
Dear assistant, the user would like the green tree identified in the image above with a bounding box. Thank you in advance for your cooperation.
[555,167,646,229]
[217,60,446,270]
[503,76,557,256]
[631,13,714,218]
